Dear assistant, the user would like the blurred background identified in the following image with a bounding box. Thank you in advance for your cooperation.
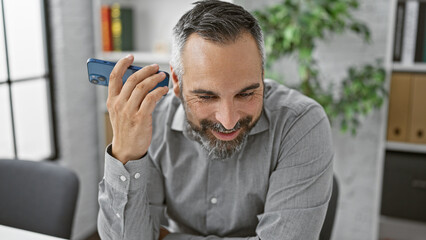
[0,0,425,239]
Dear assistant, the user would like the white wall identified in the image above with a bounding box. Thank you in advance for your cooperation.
[236,0,392,239]
[49,0,99,239]
[316,1,392,239]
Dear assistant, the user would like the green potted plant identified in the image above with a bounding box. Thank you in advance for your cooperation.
[253,0,387,135]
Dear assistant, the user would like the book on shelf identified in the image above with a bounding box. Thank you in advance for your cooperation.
[401,0,419,65]
[415,2,426,62]
[111,3,134,51]
[393,1,405,62]
[100,3,134,52]
[101,5,113,51]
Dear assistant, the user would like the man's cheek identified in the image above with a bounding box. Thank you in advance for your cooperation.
[187,104,213,122]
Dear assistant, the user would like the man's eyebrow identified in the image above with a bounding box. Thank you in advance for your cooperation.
[238,83,260,93]
[191,89,218,95]
[190,83,261,95]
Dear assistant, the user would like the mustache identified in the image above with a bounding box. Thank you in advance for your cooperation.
[199,116,253,133]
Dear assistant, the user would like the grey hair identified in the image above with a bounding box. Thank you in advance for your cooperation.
[170,0,265,83]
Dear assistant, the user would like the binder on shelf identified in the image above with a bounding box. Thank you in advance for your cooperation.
[408,74,426,144]
[111,3,134,51]
[387,72,412,142]
[415,2,426,62]
[393,1,406,62]
[101,5,113,52]
[401,1,419,65]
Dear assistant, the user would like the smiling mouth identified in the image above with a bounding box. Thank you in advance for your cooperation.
[211,129,241,141]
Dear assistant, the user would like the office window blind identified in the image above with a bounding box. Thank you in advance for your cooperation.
[0,0,57,160]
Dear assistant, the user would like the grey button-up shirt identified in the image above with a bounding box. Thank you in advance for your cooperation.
[98,80,334,240]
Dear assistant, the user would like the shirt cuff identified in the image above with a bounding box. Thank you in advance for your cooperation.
[104,144,151,192]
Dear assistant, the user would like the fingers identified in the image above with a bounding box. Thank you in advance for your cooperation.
[108,54,134,98]
[138,86,169,116]
[120,63,160,100]
[127,72,167,110]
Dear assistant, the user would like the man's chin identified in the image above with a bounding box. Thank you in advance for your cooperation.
[201,128,249,159]
[205,135,248,160]
[185,113,261,159]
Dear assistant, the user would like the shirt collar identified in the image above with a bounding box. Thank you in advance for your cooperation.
[171,104,186,132]
[171,103,269,135]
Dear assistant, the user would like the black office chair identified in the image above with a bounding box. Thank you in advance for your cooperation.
[319,175,339,240]
[0,159,79,239]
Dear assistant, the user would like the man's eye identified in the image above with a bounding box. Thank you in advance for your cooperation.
[237,92,254,98]
[198,95,216,100]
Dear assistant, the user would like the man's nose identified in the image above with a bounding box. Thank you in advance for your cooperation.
[215,100,239,130]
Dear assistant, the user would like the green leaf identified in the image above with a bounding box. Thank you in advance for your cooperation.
[299,47,313,61]
[284,26,296,41]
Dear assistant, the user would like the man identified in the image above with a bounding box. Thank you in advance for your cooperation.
[98,1,334,239]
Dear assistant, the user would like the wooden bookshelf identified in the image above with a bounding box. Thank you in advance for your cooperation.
[381,0,426,235]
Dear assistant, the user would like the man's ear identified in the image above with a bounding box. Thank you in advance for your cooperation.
[170,64,181,97]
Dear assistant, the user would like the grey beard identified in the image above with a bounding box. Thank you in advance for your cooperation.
[185,121,248,160]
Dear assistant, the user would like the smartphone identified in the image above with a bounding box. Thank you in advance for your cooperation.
[86,58,169,89]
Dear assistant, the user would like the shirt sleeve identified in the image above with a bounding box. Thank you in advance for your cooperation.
[255,105,334,239]
[98,144,165,240]
[165,105,334,240]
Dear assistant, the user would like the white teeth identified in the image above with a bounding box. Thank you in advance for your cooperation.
[220,130,235,134]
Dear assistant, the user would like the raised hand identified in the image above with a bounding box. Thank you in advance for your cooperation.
[106,55,169,164]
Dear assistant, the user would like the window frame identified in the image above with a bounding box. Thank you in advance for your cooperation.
[0,0,58,160]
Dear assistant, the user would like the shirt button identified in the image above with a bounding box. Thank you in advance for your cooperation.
[210,197,218,204]
[134,173,141,179]
[120,175,127,182]
[116,213,121,218]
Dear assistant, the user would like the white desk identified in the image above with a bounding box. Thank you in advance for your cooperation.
[0,225,67,240]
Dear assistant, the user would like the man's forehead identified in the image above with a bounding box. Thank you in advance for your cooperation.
[181,33,263,91]
[182,32,258,57]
